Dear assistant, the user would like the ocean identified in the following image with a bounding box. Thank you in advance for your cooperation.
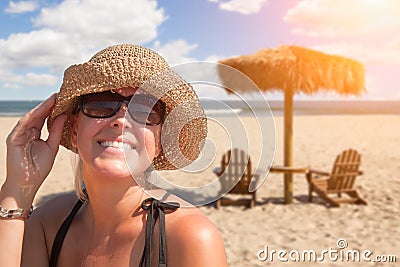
[202,100,400,116]
[0,100,399,117]
[0,100,42,117]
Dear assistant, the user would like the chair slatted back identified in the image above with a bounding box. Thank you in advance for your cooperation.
[220,149,252,194]
[328,149,361,191]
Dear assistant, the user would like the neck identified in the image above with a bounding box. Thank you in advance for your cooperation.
[82,173,146,231]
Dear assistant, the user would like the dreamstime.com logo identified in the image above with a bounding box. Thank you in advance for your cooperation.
[257,238,397,263]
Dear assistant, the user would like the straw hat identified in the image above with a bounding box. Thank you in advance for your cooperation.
[47,44,207,170]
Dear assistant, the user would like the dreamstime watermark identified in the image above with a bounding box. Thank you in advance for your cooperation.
[257,238,397,263]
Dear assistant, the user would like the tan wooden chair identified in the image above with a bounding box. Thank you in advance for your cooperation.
[306,149,367,207]
[213,149,259,208]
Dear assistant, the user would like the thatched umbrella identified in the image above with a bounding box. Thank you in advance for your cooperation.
[218,45,365,203]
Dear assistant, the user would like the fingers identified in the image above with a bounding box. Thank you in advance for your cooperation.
[8,94,57,143]
[23,93,57,128]
[46,114,67,154]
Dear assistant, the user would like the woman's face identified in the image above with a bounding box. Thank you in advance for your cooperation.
[70,87,163,180]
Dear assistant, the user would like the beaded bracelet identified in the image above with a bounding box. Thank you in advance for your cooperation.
[0,205,33,219]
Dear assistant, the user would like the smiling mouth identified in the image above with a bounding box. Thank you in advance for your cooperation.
[99,141,135,150]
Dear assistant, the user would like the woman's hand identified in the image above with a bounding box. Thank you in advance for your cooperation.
[3,94,66,206]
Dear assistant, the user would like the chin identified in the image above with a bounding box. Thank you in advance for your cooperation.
[92,159,131,177]
[102,168,132,179]
[124,155,153,177]
[90,153,153,179]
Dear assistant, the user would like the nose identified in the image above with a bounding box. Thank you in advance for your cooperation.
[110,101,130,129]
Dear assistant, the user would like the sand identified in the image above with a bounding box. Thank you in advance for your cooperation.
[1,114,399,266]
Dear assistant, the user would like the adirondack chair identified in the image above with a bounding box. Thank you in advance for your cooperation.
[306,149,367,207]
[213,149,259,208]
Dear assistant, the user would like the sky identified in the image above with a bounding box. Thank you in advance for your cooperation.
[0,0,399,100]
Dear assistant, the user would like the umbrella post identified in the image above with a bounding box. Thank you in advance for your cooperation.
[284,89,293,204]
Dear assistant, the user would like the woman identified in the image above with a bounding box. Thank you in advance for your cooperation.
[0,44,228,266]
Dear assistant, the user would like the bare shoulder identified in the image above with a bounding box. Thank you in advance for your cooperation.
[166,206,228,266]
[31,193,79,224]
[27,193,80,246]
[22,193,80,266]
[167,205,216,235]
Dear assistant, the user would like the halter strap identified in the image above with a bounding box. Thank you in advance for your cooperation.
[49,200,84,267]
[139,198,180,267]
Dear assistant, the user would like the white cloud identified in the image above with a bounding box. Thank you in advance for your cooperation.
[4,1,39,14]
[283,0,400,72]
[311,43,400,65]
[3,83,20,90]
[211,0,268,15]
[32,0,166,45]
[284,0,400,37]
[0,0,169,91]
[0,29,79,71]
[0,69,58,90]
[152,40,198,65]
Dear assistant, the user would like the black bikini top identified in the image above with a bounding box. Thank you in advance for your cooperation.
[49,198,180,267]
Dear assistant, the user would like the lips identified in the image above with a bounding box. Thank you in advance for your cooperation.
[99,140,135,151]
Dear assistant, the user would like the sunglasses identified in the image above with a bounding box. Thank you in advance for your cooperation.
[77,91,166,125]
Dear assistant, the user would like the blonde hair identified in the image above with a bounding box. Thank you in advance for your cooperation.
[72,155,88,201]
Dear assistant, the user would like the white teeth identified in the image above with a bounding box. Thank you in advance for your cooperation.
[100,141,134,150]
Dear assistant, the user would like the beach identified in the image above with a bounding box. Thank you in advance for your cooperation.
[1,114,399,266]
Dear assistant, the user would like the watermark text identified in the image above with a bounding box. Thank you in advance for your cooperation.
[257,238,397,263]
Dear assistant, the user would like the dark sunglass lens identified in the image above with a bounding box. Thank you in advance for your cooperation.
[128,95,164,125]
[82,101,120,118]
[129,104,161,124]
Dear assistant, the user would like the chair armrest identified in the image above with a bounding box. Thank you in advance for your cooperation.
[307,169,330,176]
[213,167,222,176]
[306,169,329,184]
[307,169,363,176]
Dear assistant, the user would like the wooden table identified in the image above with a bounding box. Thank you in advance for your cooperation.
[269,165,309,204]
